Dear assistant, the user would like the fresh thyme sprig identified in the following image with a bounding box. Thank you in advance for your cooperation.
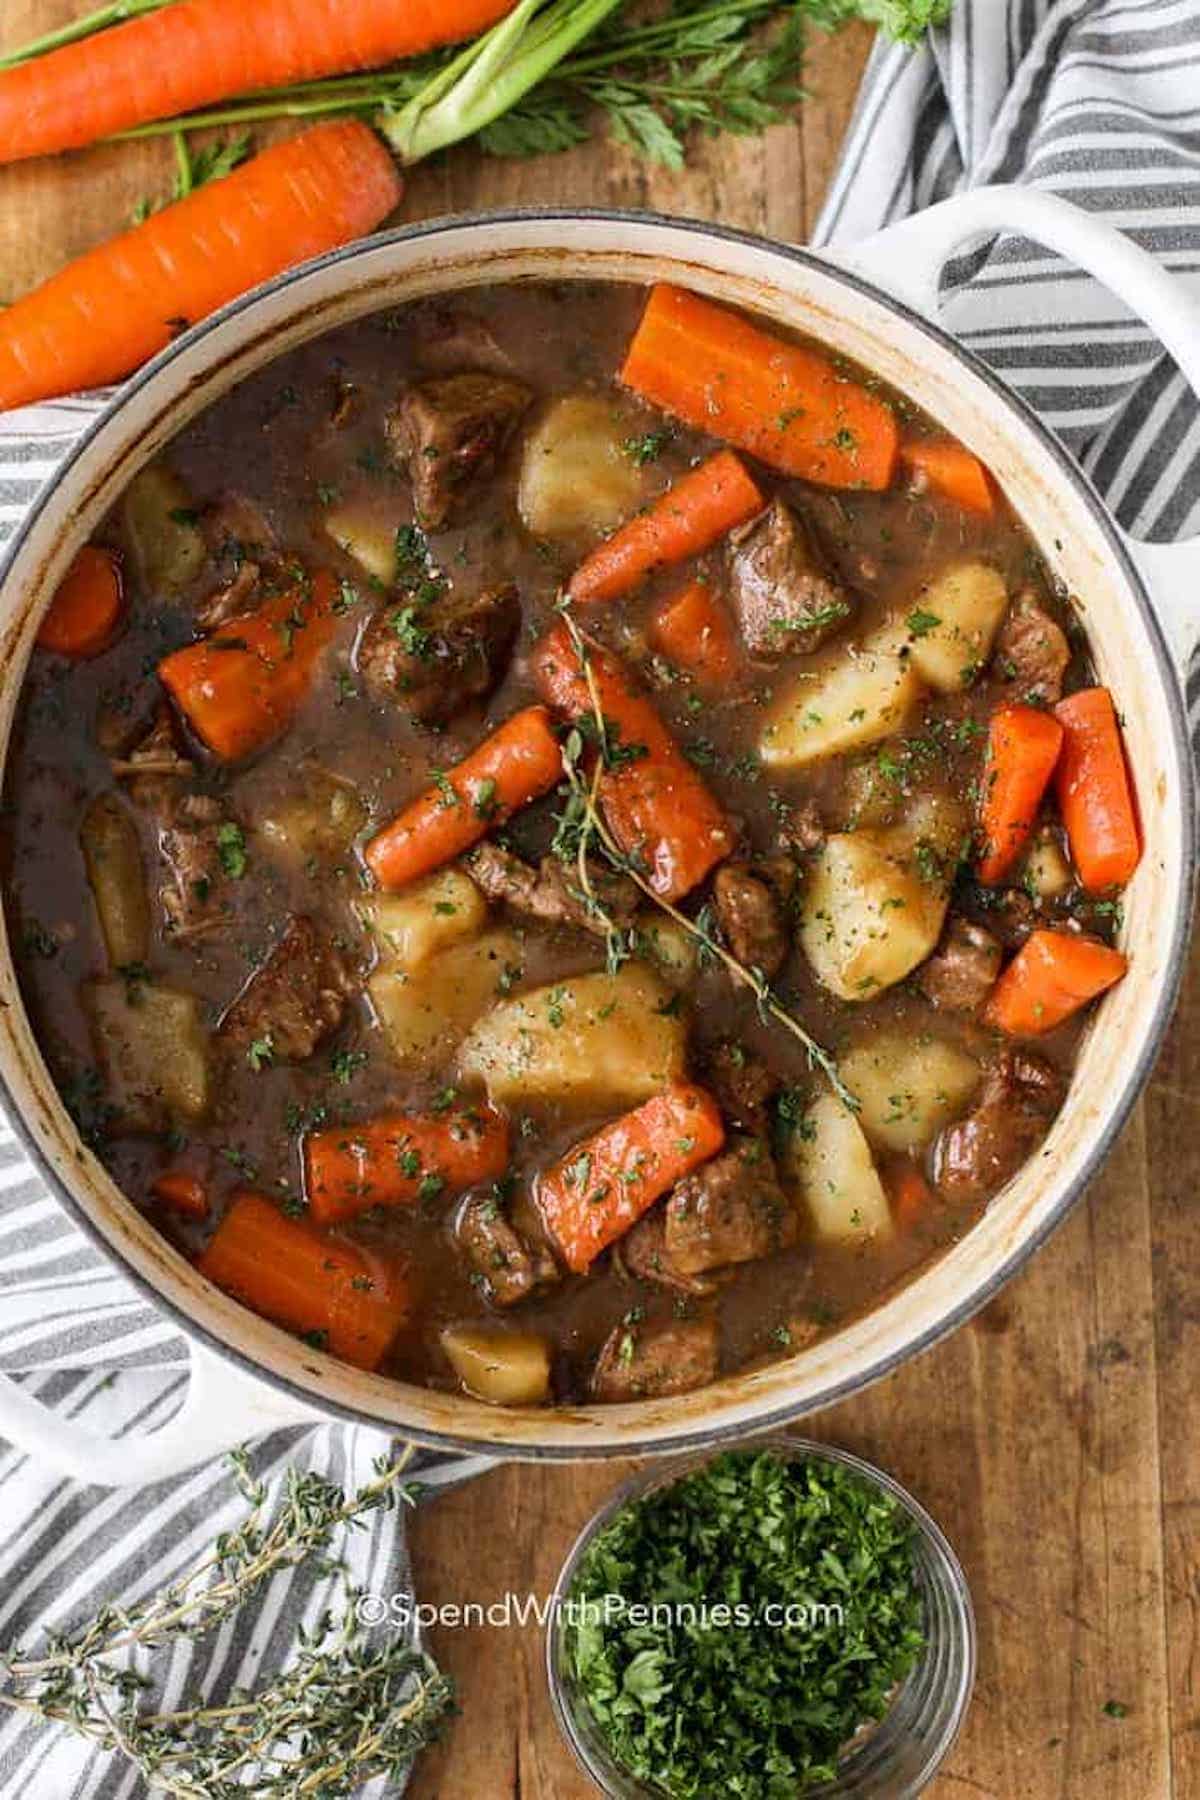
[552,600,857,1111]
[0,1447,453,1798]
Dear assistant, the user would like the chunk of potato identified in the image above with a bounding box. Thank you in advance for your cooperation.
[799,827,951,1002]
[457,965,685,1111]
[259,768,367,865]
[839,1031,980,1154]
[120,463,206,596]
[80,794,150,970]
[324,502,403,587]
[441,1325,551,1406]
[358,868,487,972]
[369,927,523,1071]
[784,1089,893,1245]
[1023,829,1073,901]
[760,624,923,769]
[903,560,1009,693]
[517,393,646,541]
[632,911,698,988]
[84,978,210,1129]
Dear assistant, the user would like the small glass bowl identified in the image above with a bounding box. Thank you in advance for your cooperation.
[546,1435,975,1799]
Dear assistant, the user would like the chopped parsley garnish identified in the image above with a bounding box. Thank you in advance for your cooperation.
[330,1048,367,1085]
[623,427,674,466]
[216,821,247,879]
[906,608,941,639]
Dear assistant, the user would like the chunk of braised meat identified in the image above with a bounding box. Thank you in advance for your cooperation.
[457,1193,559,1307]
[413,306,513,377]
[705,1040,779,1135]
[918,916,1003,1014]
[591,1314,719,1402]
[466,841,639,939]
[113,711,230,938]
[960,881,1037,950]
[386,373,532,528]
[220,916,354,1063]
[196,493,281,631]
[665,1136,797,1276]
[993,590,1071,706]
[357,583,520,725]
[774,798,825,859]
[933,1048,1065,1204]
[615,1204,716,1297]
[726,499,855,660]
[713,864,788,978]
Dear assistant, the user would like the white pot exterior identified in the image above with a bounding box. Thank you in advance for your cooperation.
[0,202,1195,1478]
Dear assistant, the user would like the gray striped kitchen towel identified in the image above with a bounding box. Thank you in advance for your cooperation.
[3,0,1200,1790]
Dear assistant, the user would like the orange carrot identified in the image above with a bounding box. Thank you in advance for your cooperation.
[152,1169,209,1220]
[985,929,1128,1038]
[534,620,736,902]
[620,284,899,491]
[305,1106,510,1227]
[365,706,562,891]
[649,580,741,689]
[0,2,514,166]
[158,567,338,760]
[0,123,402,411]
[537,1083,725,1274]
[977,704,1065,885]
[889,1163,935,1233]
[568,450,763,604]
[901,439,996,516]
[1054,688,1141,892]
[198,1189,410,1371]
[36,544,123,658]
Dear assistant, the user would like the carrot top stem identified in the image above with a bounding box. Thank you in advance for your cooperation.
[0,0,166,70]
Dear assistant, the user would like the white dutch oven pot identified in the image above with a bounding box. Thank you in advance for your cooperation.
[0,188,1196,1486]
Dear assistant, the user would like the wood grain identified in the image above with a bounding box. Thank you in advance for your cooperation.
[1,6,1195,1798]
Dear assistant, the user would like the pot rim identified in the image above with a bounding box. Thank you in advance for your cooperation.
[0,206,1193,1459]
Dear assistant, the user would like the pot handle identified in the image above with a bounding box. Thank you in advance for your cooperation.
[832,185,1200,678]
[0,1344,325,1488]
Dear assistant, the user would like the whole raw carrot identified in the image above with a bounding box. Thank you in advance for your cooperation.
[365,706,563,891]
[0,122,402,411]
[901,439,996,516]
[198,1189,410,1370]
[534,620,736,902]
[568,450,763,604]
[305,1106,510,1227]
[977,704,1064,885]
[1054,688,1141,892]
[649,580,741,689]
[537,1082,725,1274]
[985,928,1128,1038]
[0,0,515,165]
[36,544,124,658]
[159,568,338,760]
[621,284,900,491]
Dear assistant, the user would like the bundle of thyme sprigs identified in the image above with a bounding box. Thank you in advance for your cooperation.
[0,1447,452,1797]
[549,598,858,1112]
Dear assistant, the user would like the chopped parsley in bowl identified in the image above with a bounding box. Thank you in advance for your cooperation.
[546,1440,974,1799]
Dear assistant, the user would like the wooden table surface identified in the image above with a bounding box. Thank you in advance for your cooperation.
[2,7,1197,1798]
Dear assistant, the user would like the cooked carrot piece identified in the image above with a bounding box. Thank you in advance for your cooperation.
[0,124,402,410]
[888,1163,935,1233]
[0,2,511,165]
[977,705,1065,885]
[305,1106,510,1227]
[158,569,338,761]
[37,545,123,658]
[151,1169,209,1221]
[901,439,996,516]
[620,284,900,491]
[197,1189,410,1371]
[536,1082,725,1274]
[568,450,763,604]
[985,929,1128,1038]
[533,620,736,902]
[365,706,563,892]
[1053,688,1141,892]
[650,580,741,689]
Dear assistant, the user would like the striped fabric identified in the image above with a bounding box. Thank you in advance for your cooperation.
[2,0,1199,1788]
